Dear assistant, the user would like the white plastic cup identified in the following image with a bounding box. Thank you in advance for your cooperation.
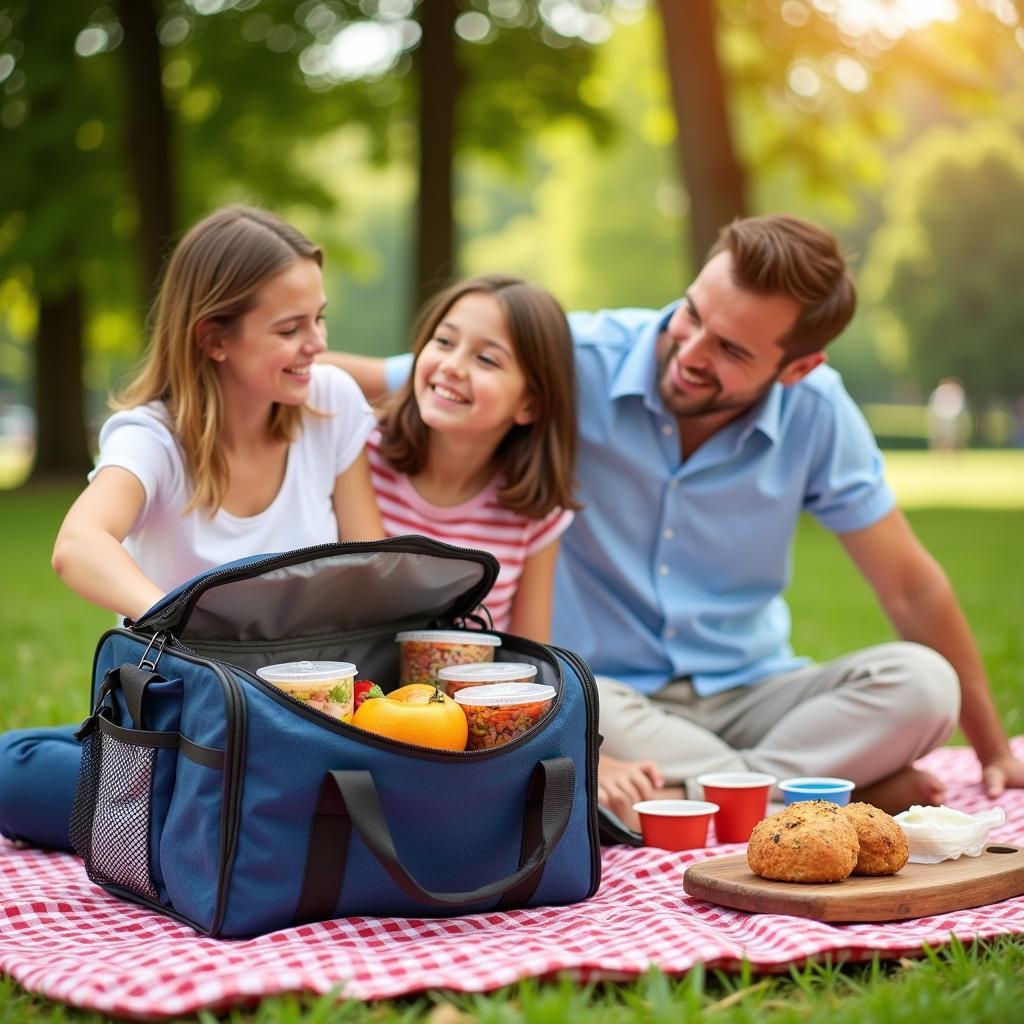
[256,660,356,721]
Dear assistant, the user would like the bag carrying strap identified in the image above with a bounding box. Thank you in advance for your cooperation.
[293,756,575,923]
[119,663,163,730]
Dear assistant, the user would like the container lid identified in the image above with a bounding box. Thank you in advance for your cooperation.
[395,630,501,646]
[256,660,357,684]
[438,662,537,683]
[453,682,556,706]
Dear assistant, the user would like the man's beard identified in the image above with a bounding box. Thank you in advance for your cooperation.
[656,341,775,421]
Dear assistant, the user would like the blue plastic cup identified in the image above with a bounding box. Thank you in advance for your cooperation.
[779,776,855,807]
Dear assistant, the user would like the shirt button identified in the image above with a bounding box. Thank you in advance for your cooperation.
[663,527,675,540]
[659,564,670,576]
[665,626,677,639]
[669,480,680,491]
[661,423,673,436]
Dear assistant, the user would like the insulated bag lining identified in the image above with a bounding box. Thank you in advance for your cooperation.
[172,550,492,642]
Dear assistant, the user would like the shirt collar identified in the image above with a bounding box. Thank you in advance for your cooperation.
[609,301,679,407]
[736,381,783,446]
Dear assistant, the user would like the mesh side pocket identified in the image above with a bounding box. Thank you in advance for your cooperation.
[70,725,159,902]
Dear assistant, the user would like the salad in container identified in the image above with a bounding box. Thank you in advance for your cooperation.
[256,660,356,721]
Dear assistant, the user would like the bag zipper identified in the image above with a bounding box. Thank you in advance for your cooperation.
[205,656,246,937]
[549,644,604,899]
[143,634,248,938]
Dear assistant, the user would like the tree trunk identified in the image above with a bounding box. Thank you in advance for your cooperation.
[28,284,93,481]
[413,0,460,313]
[116,0,176,302]
[656,0,747,267]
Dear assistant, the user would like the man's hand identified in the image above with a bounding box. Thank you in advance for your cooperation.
[981,752,1024,798]
[316,351,390,400]
[598,754,665,829]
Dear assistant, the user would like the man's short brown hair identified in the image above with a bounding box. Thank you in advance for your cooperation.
[709,214,856,360]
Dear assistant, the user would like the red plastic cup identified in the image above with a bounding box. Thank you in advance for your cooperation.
[631,800,719,852]
[696,772,776,844]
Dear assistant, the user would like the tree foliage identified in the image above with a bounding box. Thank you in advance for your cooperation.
[464,12,687,313]
[864,121,1024,404]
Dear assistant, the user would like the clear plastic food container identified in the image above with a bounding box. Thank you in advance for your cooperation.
[437,661,537,698]
[453,682,555,750]
[395,630,501,688]
[256,660,356,721]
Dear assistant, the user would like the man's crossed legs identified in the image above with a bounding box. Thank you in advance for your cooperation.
[597,642,961,824]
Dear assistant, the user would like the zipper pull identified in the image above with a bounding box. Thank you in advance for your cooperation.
[137,631,169,672]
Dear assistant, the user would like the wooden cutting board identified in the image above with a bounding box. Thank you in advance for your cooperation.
[682,844,1024,922]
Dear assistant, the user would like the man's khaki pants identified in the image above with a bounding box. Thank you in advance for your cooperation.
[596,642,961,798]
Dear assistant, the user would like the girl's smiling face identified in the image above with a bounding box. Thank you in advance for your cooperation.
[413,291,536,444]
[208,257,328,409]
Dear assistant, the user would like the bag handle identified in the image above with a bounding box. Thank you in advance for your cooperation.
[75,664,164,739]
[293,757,575,923]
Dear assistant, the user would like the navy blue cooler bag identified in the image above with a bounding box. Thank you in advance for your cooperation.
[69,536,601,937]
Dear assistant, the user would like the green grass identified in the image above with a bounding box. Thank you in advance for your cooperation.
[1,456,1022,1022]
[884,451,1024,509]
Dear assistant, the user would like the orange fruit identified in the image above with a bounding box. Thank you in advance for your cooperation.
[351,683,468,751]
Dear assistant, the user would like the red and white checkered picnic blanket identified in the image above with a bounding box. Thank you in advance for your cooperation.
[3,739,1023,1019]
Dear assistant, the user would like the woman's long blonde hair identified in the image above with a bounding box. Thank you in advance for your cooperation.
[114,205,322,513]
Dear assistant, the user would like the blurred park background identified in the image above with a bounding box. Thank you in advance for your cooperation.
[2,0,1024,487]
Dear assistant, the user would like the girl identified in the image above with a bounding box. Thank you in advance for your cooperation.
[369,275,578,640]
[331,275,666,823]
[0,205,383,850]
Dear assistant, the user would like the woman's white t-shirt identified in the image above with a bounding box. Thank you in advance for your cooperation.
[89,364,375,597]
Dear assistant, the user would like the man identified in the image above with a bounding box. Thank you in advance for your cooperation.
[324,214,1023,820]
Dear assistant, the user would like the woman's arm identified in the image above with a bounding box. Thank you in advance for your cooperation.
[506,538,561,644]
[332,449,386,542]
[51,467,166,620]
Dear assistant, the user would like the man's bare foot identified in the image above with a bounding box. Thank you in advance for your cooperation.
[854,767,945,815]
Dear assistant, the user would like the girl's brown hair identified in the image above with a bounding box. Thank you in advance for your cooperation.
[113,205,322,513]
[378,275,580,519]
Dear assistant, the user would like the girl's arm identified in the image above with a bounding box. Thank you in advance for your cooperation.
[332,448,386,542]
[507,538,561,643]
[51,467,166,620]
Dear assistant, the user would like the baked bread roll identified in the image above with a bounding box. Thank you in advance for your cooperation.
[747,800,859,883]
[842,801,910,876]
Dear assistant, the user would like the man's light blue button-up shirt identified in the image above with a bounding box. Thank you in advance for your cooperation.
[384,302,895,698]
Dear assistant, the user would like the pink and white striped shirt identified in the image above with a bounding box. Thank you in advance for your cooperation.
[367,431,574,631]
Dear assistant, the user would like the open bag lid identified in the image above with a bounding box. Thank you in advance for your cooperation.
[130,535,499,643]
